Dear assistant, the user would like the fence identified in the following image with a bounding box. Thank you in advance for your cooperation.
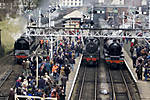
[15,94,57,100]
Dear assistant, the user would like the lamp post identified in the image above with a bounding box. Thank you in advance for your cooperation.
[39,8,41,27]
[36,53,39,87]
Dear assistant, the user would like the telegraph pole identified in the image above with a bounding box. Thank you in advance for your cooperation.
[122,12,125,28]
[133,8,135,29]
[91,5,94,28]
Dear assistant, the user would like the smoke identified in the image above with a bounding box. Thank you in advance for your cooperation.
[23,0,60,26]
[39,0,59,9]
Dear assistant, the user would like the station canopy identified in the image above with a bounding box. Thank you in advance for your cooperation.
[63,10,83,19]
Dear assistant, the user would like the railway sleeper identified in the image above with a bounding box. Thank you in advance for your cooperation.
[108,81,126,84]
[115,92,128,96]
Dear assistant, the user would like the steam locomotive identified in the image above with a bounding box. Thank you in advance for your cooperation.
[103,38,124,68]
[83,37,100,66]
[14,33,39,63]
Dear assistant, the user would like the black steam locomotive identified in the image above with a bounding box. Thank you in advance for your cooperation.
[83,37,100,65]
[103,38,124,68]
[14,33,39,63]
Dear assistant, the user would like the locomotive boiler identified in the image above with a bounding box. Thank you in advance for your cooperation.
[83,37,100,66]
[103,38,124,68]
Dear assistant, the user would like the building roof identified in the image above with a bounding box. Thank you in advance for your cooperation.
[63,10,83,19]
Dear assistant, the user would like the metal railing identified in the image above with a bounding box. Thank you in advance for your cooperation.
[15,94,57,100]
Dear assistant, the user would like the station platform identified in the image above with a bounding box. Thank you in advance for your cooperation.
[65,54,83,100]
[123,42,150,100]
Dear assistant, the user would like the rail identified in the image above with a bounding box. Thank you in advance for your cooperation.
[78,65,87,100]
[109,69,133,100]
[78,64,98,100]
[120,70,133,100]
[108,69,116,100]
[94,65,98,100]
[0,69,13,88]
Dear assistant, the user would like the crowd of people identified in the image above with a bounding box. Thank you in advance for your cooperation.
[9,36,83,100]
[129,39,150,80]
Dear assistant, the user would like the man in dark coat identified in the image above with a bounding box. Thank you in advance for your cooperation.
[8,88,14,100]
[61,75,68,94]
[64,65,70,80]
[132,55,137,68]
[136,59,143,80]
[59,90,66,100]
[130,46,134,57]
[38,77,45,89]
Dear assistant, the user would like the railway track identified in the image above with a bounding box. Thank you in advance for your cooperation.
[109,69,132,100]
[0,53,22,98]
[0,64,22,97]
[72,64,97,100]
[0,69,13,88]
[72,61,140,100]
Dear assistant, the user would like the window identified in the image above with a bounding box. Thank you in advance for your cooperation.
[75,3,77,5]
[71,3,73,5]
[79,3,81,5]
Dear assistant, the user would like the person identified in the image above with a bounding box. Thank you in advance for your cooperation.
[8,88,15,100]
[64,65,70,80]
[38,76,45,89]
[59,90,66,100]
[16,77,22,88]
[53,70,59,84]
[22,79,28,88]
[61,75,67,93]
[51,89,60,99]
[22,60,26,71]
[39,64,46,76]
[20,73,25,82]
[144,67,148,81]
[144,60,150,80]
[130,46,134,57]
[69,57,75,71]
[25,59,30,76]
[136,45,141,57]
[40,40,44,48]
[52,64,59,73]
[136,58,143,80]
[132,54,137,68]
[130,39,135,47]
